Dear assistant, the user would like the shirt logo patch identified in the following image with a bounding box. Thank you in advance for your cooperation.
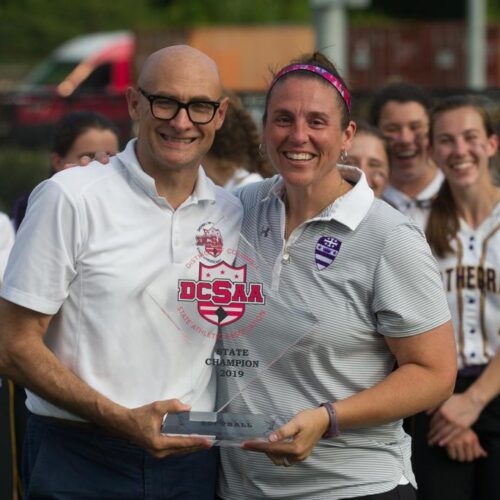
[196,222,223,263]
[315,236,342,270]
[178,261,265,326]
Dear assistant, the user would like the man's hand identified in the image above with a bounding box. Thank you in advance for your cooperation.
[123,399,213,458]
[445,428,487,462]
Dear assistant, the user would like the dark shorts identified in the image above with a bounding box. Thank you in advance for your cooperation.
[23,412,218,499]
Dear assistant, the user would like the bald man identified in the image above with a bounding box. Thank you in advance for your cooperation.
[0,46,243,498]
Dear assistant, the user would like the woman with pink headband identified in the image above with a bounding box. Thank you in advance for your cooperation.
[216,52,457,499]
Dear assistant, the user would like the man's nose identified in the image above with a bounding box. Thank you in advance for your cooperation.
[453,137,468,156]
[398,126,414,144]
[168,107,192,130]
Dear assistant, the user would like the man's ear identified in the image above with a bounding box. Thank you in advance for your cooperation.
[214,96,229,131]
[126,86,140,121]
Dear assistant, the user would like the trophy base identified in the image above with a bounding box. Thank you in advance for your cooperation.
[161,411,288,446]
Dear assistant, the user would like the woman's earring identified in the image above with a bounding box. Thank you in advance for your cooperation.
[339,149,347,164]
[258,144,267,158]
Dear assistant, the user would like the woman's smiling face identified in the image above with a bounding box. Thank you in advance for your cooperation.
[263,75,354,190]
[431,106,498,190]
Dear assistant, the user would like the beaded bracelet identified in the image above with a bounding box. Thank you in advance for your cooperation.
[319,402,340,438]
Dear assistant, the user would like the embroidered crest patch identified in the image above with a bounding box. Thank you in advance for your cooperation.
[195,222,223,263]
[315,236,342,271]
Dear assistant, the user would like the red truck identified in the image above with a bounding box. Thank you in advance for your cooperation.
[0,31,135,147]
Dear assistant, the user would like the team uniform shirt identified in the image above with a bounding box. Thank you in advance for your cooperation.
[436,202,500,370]
[217,166,451,500]
[0,139,243,421]
[0,212,14,283]
[383,169,444,229]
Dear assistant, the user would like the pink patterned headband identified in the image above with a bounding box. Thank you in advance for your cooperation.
[270,63,351,113]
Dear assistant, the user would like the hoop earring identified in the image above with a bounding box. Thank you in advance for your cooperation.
[258,144,267,158]
[339,149,347,164]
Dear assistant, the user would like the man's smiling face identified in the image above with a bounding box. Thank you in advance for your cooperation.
[128,47,227,177]
[378,100,430,184]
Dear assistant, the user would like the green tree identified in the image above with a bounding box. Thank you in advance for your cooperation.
[0,0,312,64]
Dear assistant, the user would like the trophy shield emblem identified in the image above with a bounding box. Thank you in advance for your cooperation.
[196,262,248,326]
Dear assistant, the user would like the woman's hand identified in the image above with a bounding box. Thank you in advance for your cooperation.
[241,407,330,466]
[427,392,484,446]
[445,428,487,462]
[429,353,500,447]
[71,152,112,169]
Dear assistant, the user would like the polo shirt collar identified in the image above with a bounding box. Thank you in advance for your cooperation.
[327,165,374,230]
[265,165,374,231]
[383,169,444,207]
[117,139,216,204]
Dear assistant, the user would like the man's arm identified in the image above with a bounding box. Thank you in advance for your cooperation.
[0,298,211,457]
[243,321,457,464]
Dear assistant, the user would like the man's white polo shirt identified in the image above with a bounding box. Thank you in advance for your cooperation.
[1,140,243,420]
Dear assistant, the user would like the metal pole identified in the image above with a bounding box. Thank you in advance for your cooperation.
[467,0,487,89]
[311,0,348,76]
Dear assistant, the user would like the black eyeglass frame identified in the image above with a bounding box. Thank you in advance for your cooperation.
[138,88,221,125]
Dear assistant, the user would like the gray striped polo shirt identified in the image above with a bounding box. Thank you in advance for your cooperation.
[217,166,451,500]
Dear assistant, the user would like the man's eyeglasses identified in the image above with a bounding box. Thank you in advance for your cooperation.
[138,88,220,125]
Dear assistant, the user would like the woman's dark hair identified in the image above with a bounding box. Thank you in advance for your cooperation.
[208,96,272,178]
[51,111,119,156]
[426,95,497,257]
[369,82,432,127]
[263,51,351,129]
[355,121,388,146]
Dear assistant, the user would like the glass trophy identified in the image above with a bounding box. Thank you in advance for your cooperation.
[147,229,318,446]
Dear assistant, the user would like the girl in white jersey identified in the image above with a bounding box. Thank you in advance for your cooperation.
[412,95,500,500]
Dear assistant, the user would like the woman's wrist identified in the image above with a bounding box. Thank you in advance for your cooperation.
[465,384,488,410]
[319,402,340,438]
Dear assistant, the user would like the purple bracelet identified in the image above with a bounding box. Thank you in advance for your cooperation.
[319,402,340,438]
